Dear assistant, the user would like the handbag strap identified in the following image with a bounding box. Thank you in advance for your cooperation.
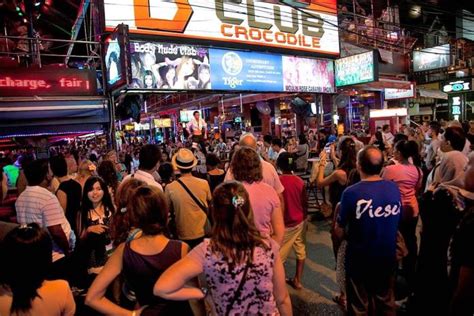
[225,253,252,316]
[176,179,208,214]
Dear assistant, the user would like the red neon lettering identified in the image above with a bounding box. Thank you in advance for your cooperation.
[221,24,233,37]
[0,76,91,90]
[235,26,249,40]
[262,30,273,42]
[249,28,262,41]
[275,32,286,43]
[312,37,320,48]
[0,77,51,90]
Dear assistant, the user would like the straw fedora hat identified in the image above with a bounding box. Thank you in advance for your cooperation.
[172,148,198,170]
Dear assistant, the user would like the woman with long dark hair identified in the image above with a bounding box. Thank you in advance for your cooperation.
[86,185,192,315]
[0,223,75,315]
[316,137,359,309]
[77,176,115,278]
[154,181,292,315]
[317,137,359,212]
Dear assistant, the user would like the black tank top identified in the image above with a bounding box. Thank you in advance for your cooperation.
[122,239,192,315]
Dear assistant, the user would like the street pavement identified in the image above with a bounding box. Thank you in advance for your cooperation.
[284,218,344,316]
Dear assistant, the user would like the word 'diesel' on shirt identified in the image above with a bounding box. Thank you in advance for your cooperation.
[355,199,401,219]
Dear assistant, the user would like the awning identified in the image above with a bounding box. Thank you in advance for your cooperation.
[417,89,448,100]
[0,97,109,137]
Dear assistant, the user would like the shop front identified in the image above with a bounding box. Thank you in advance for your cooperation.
[99,1,341,141]
[0,67,108,149]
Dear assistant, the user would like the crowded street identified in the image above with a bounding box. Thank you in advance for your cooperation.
[1,0,474,315]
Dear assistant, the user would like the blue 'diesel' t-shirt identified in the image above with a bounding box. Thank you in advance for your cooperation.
[337,180,402,276]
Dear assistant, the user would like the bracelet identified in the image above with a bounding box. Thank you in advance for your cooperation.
[201,287,209,298]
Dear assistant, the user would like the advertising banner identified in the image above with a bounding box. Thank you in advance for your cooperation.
[384,84,415,100]
[282,56,334,93]
[413,44,450,72]
[335,51,378,87]
[209,48,283,91]
[129,41,211,90]
[104,0,339,56]
[104,24,130,91]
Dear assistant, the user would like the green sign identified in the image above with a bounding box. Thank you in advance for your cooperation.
[335,51,379,87]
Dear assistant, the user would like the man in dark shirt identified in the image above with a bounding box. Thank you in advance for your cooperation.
[334,146,402,315]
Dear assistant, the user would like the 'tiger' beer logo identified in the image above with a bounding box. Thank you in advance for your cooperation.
[134,0,193,32]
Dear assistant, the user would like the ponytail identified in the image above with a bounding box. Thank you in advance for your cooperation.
[395,140,421,167]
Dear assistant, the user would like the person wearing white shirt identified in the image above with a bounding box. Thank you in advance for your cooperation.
[186,111,207,143]
[122,144,163,191]
[15,159,75,278]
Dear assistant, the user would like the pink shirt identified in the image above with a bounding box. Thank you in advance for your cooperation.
[382,164,422,218]
[243,182,280,237]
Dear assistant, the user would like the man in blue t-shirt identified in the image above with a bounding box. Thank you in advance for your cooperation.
[334,146,401,316]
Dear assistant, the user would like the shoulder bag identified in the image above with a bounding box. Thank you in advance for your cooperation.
[225,253,252,316]
[176,179,211,236]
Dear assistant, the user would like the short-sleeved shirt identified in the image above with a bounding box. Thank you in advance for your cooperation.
[382,164,421,218]
[337,180,401,276]
[243,182,280,237]
[15,186,75,262]
[279,174,305,227]
[165,176,212,240]
[0,280,75,316]
[225,159,284,194]
[188,239,278,315]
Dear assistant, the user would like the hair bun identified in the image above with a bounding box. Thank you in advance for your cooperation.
[232,196,245,208]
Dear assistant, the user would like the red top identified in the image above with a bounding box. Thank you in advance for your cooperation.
[279,174,305,227]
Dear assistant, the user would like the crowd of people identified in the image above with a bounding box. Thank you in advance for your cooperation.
[0,118,473,315]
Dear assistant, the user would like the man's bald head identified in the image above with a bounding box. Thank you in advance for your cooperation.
[239,133,257,150]
[357,146,384,176]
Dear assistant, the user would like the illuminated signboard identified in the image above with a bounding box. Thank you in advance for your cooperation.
[282,56,335,93]
[210,48,283,91]
[209,48,334,92]
[442,79,472,93]
[335,51,378,87]
[413,44,450,72]
[103,0,339,56]
[0,68,97,97]
[104,24,131,91]
[384,84,415,100]
[129,42,210,90]
[154,118,172,128]
[450,95,462,121]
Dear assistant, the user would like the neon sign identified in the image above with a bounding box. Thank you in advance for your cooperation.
[103,0,339,55]
[0,69,97,97]
[442,79,472,93]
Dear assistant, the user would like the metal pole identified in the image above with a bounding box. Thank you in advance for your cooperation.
[110,95,117,150]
